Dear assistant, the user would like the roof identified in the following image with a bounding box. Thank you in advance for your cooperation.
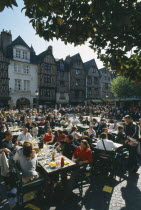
[37,46,53,63]
[8,36,30,50]
[84,59,96,69]
[99,67,107,72]
[6,36,37,64]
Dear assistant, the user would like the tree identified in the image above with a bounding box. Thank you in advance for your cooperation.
[1,0,141,81]
[111,76,141,100]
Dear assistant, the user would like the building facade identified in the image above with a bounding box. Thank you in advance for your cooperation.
[0,30,11,108]
[56,59,70,105]
[0,29,116,109]
[7,36,38,109]
[84,59,101,104]
[67,54,86,105]
[38,46,57,108]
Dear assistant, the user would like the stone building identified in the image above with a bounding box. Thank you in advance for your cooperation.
[37,46,57,108]
[0,30,11,108]
[67,54,86,105]
[84,59,101,104]
[7,36,38,109]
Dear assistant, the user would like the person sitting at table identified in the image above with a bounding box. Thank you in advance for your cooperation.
[43,128,55,144]
[43,121,50,133]
[58,134,77,159]
[49,118,55,128]
[109,120,119,131]
[1,131,18,151]
[55,130,66,144]
[17,128,32,141]
[83,117,90,126]
[102,128,114,141]
[72,139,93,165]
[38,118,45,126]
[13,141,38,183]
[116,126,126,144]
[31,122,38,138]
[96,133,117,151]
[69,127,82,139]
[87,125,96,138]
[64,139,93,199]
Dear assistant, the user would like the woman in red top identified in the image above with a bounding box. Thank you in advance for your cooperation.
[43,128,55,144]
[73,139,93,165]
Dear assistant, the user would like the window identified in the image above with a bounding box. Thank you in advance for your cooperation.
[23,65,29,74]
[60,81,65,87]
[60,71,64,77]
[105,83,108,89]
[60,63,64,70]
[75,91,79,97]
[44,64,51,71]
[15,79,21,90]
[16,50,21,58]
[95,88,98,92]
[104,76,107,80]
[94,77,98,84]
[76,69,81,75]
[88,76,92,84]
[108,77,110,81]
[24,80,30,91]
[23,51,28,59]
[88,88,92,95]
[14,63,20,73]
[44,75,51,83]
[91,67,95,73]
[40,88,50,96]
[75,79,80,86]
[60,93,65,100]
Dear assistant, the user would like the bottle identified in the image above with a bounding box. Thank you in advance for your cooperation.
[52,148,55,161]
[61,157,64,167]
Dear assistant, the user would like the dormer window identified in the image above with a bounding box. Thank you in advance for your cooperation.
[23,51,28,59]
[16,50,21,58]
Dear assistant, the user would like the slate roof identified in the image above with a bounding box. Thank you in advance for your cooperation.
[6,36,37,64]
[84,59,96,69]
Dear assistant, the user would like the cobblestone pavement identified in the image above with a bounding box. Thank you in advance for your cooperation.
[1,166,141,210]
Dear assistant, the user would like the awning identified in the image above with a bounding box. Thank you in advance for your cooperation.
[91,100,103,104]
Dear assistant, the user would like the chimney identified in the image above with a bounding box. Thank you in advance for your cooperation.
[0,30,12,55]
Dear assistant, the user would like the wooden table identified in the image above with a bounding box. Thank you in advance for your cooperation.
[38,148,76,174]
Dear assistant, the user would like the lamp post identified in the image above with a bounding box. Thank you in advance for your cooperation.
[35,90,39,112]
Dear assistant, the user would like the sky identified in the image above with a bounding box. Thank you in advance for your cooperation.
[0,0,104,68]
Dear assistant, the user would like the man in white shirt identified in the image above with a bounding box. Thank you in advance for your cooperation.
[96,133,117,151]
[17,128,32,141]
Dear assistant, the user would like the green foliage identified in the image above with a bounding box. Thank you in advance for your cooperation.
[111,76,141,99]
[1,0,141,81]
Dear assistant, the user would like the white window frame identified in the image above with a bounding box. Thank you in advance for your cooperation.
[16,50,21,58]
[23,65,30,74]
[14,63,20,73]
[15,79,21,90]
[24,80,30,91]
[23,51,28,59]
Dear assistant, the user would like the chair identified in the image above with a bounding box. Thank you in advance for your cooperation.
[9,158,47,206]
[93,148,115,177]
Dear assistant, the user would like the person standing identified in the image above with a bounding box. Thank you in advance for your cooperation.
[124,115,139,173]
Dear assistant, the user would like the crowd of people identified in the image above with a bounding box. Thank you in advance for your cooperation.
[0,105,141,200]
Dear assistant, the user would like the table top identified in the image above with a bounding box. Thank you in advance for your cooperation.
[77,124,89,129]
[38,148,76,174]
